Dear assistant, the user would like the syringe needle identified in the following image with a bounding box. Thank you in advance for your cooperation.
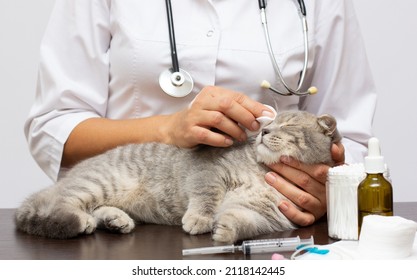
[182,244,237,256]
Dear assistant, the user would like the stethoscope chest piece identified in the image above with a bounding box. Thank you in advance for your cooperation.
[159,68,194,98]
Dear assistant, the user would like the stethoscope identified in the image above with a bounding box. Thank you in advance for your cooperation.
[159,0,317,98]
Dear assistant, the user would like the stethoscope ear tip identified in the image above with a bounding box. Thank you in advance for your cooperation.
[308,86,318,95]
[260,80,318,96]
[260,80,272,89]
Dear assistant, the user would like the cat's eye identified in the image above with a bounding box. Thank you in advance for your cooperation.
[279,124,298,129]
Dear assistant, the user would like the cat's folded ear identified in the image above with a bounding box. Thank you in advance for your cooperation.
[317,114,342,143]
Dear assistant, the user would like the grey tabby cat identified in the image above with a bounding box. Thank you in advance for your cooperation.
[15,111,341,243]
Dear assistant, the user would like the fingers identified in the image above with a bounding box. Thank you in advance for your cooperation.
[278,200,316,227]
[265,158,330,226]
[265,170,326,224]
[165,110,236,148]
[189,125,235,147]
[279,157,330,184]
[331,142,345,166]
[192,86,274,132]
[194,110,247,142]
[267,144,347,226]
[175,86,274,147]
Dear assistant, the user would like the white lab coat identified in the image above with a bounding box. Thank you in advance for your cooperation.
[25,0,377,180]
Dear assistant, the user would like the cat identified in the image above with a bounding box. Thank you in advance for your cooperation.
[15,110,341,243]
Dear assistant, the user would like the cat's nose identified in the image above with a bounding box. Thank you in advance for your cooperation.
[262,129,270,136]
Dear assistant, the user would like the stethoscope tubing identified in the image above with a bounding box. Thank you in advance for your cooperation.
[164,0,180,73]
[160,0,194,97]
[160,0,313,97]
[259,1,310,96]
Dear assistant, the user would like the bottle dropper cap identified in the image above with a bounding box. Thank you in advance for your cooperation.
[364,137,385,174]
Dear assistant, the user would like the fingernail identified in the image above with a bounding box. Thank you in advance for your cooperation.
[239,132,247,142]
[225,138,234,146]
[251,121,260,131]
[278,201,289,212]
[265,172,277,185]
[262,110,275,118]
[280,156,291,164]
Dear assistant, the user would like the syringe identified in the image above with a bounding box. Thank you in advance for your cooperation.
[182,236,314,256]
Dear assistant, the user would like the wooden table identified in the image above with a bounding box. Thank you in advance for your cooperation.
[1,202,416,260]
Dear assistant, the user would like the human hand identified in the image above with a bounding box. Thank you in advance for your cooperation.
[265,142,345,226]
[162,86,275,148]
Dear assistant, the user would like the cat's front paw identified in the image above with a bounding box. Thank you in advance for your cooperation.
[93,206,135,234]
[212,223,238,244]
[104,215,135,233]
[182,213,213,235]
[81,215,97,235]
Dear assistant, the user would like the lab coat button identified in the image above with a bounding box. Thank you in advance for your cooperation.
[206,30,214,37]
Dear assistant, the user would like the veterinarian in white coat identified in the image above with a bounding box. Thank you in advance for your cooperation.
[25,0,376,227]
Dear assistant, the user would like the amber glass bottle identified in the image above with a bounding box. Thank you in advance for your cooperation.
[357,138,393,234]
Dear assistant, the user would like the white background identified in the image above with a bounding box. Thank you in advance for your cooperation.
[1,0,416,208]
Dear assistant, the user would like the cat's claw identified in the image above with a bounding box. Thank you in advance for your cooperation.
[82,216,97,235]
[102,214,135,233]
[182,213,213,235]
[92,206,135,234]
[212,223,237,244]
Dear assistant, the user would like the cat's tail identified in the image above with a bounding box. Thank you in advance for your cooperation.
[14,188,85,239]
